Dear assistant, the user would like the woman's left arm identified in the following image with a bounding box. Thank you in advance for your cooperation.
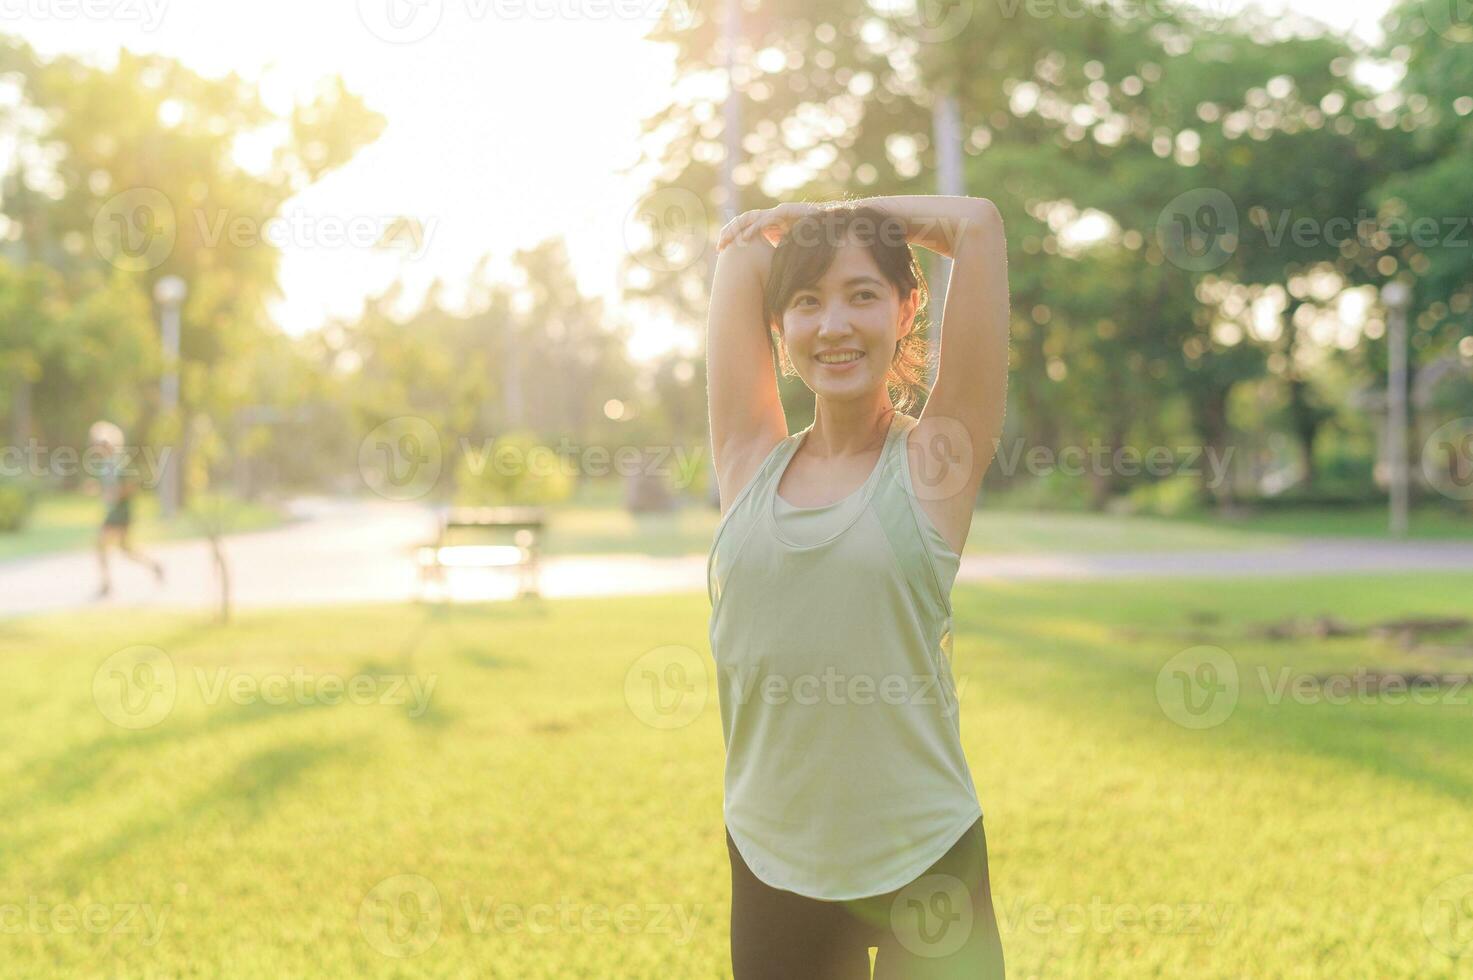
[859,194,1010,523]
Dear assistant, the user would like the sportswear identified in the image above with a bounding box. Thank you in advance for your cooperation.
[707,410,982,900]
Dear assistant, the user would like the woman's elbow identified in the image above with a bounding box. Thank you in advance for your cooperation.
[966,199,1003,233]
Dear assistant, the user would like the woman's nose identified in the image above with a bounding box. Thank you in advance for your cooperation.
[817,311,851,335]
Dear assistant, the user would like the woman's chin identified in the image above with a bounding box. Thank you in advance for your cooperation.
[809,372,874,397]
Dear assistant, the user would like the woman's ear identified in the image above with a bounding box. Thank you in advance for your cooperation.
[898,287,920,339]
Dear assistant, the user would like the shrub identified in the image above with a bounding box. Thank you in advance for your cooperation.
[452,430,574,506]
[1126,472,1207,517]
[989,469,1094,512]
[0,478,39,532]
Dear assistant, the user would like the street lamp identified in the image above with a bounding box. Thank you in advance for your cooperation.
[154,274,187,519]
[1381,279,1411,537]
[708,0,742,510]
[931,92,963,394]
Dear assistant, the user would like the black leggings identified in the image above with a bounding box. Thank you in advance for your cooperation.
[727,818,1005,979]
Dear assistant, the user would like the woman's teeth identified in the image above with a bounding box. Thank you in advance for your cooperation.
[815,351,864,363]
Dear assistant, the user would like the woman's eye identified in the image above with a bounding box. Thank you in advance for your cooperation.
[855,290,877,301]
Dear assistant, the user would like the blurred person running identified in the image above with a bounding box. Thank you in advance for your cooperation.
[88,420,165,599]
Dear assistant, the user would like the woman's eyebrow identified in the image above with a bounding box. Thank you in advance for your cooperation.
[798,276,883,291]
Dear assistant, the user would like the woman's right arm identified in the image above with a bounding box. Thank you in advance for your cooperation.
[705,237,788,516]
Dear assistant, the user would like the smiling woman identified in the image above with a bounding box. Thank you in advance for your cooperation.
[704,194,1010,978]
[759,204,932,415]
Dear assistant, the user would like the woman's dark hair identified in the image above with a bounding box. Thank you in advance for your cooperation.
[762,202,933,414]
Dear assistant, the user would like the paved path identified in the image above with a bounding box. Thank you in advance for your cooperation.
[953,538,1473,581]
[2,496,1469,618]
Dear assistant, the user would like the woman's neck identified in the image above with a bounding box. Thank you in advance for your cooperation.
[805,400,896,458]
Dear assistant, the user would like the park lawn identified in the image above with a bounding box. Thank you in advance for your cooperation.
[0,492,288,562]
[537,500,1473,557]
[2,573,1471,977]
[3,485,1466,564]
[1171,503,1473,540]
[543,503,1297,557]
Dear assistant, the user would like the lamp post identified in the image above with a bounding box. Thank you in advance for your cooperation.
[1381,280,1411,537]
[721,0,740,233]
[154,275,187,519]
[931,92,963,392]
[707,0,742,510]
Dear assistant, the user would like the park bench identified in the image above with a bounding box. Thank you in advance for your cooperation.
[416,505,545,601]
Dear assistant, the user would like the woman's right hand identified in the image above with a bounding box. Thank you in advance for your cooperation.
[716,202,819,253]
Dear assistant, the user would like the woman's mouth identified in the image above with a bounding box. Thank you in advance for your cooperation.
[814,350,865,369]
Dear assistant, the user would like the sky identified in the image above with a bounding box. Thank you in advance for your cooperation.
[9,0,1396,362]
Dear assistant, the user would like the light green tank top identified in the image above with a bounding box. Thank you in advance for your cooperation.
[707,410,982,901]
[772,471,870,544]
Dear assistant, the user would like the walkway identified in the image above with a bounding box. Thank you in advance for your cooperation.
[2,496,1469,618]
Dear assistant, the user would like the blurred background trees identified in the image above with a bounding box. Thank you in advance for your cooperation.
[0,0,1469,526]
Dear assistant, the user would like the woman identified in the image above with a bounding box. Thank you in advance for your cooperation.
[705,196,1009,978]
[89,420,166,599]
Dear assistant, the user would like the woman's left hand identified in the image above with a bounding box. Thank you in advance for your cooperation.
[716,202,819,253]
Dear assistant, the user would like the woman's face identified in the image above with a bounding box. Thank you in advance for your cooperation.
[777,242,917,401]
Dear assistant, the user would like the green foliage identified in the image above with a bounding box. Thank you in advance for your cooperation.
[1126,471,1208,517]
[990,469,1095,512]
[0,36,384,501]
[1288,448,1380,505]
[0,476,39,532]
[452,430,575,506]
[636,0,1471,508]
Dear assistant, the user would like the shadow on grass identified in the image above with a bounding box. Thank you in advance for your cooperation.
[6,695,339,843]
[351,657,458,730]
[954,602,1473,807]
[51,739,359,892]
[0,619,37,644]
[455,647,527,670]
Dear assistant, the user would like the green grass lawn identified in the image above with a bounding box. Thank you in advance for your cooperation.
[1169,503,1473,541]
[0,492,288,562]
[535,499,1473,557]
[509,477,1473,556]
[3,573,1471,976]
[5,485,1467,565]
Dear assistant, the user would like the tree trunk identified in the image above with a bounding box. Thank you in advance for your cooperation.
[1086,418,1128,511]
[209,529,230,624]
[10,376,31,447]
[1192,387,1236,513]
[1287,376,1319,489]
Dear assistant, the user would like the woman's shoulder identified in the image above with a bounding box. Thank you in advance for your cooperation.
[716,430,796,519]
[890,410,921,450]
